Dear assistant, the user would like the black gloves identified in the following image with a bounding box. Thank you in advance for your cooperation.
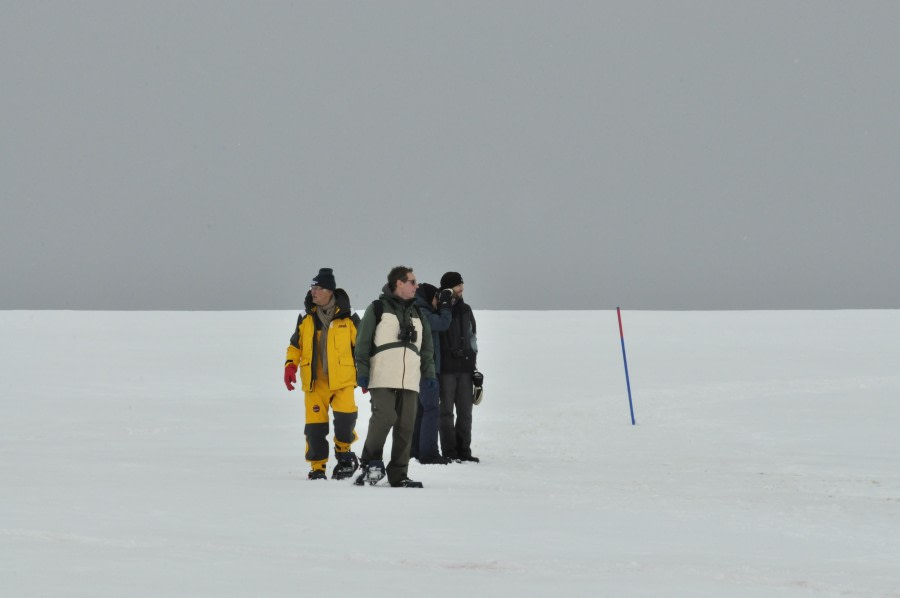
[472,371,484,405]
[472,370,484,388]
[438,288,453,309]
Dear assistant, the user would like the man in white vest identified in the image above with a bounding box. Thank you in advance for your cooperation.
[354,266,436,488]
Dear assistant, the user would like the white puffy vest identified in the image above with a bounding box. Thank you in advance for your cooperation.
[368,311,425,391]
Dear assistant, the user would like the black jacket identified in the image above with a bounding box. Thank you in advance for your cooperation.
[439,298,477,373]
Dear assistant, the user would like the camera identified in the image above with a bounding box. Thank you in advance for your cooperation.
[398,322,418,343]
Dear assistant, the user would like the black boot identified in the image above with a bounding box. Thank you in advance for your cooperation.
[418,454,451,465]
[332,451,359,480]
[390,477,424,488]
[308,469,327,480]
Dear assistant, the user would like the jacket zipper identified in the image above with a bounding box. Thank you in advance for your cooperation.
[400,307,408,390]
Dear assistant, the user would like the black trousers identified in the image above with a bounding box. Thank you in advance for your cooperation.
[439,372,474,458]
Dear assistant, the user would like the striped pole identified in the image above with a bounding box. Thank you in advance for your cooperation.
[617,307,636,425]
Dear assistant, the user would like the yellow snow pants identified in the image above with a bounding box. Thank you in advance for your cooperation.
[304,376,358,472]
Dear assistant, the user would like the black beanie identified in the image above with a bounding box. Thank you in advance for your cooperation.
[311,267,336,291]
[417,283,438,304]
[440,271,463,289]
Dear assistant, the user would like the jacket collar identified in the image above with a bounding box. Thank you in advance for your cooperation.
[304,288,352,318]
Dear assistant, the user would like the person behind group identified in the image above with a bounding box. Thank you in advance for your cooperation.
[411,282,453,465]
[283,268,361,480]
[437,271,480,463]
[354,266,437,488]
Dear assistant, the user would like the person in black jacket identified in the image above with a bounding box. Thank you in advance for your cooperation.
[437,272,480,463]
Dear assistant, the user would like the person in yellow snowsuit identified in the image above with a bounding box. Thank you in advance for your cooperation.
[283,268,361,480]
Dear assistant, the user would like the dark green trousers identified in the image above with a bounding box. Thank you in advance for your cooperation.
[360,388,419,484]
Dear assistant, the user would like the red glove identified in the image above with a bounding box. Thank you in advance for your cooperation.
[284,364,298,391]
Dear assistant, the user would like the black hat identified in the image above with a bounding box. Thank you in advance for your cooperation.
[311,268,336,291]
[417,283,438,304]
[440,271,463,289]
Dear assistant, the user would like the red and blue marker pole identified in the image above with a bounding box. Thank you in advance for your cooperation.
[617,307,636,425]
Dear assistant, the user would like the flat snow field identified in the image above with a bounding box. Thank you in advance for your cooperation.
[1,310,899,596]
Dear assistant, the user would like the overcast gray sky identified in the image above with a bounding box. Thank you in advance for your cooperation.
[2,1,898,310]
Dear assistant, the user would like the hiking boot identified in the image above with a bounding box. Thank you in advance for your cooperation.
[332,451,359,480]
[390,477,424,488]
[308,469,327,480]
[456,454,480,463]
[353,460,386,486]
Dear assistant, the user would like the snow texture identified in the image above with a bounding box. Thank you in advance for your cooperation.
[2,310,899,596]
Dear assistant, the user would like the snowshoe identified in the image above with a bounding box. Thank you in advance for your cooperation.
[353,460,386,486]
[308,469,327,480]
[332,451,360,480]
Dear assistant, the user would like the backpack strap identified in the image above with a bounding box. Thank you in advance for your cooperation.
[371,299,384,325]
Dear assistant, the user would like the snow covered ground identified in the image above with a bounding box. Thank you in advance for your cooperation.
[2,310,899,596]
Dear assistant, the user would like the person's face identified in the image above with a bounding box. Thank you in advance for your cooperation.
[452,283,464,298]
[310,286,334,306]
[394,274,418,301]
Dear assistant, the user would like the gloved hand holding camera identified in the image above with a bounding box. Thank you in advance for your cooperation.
[438,288,453,309]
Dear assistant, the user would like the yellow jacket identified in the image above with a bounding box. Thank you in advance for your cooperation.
[285,289,360,392]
